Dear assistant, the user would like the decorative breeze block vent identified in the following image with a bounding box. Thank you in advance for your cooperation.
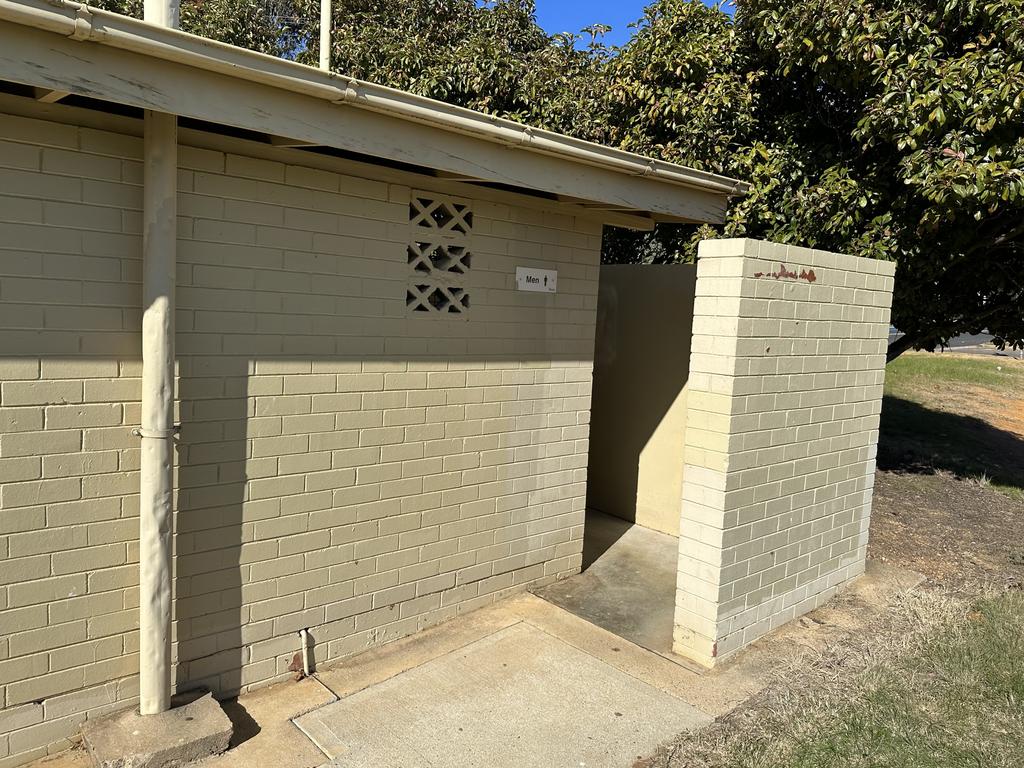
[406,193,472,315]
[407,241,471,275]
[406,284,470,314]
[410,195,473,236]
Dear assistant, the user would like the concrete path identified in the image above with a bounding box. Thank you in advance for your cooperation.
[34,560,925,768]
[296,622,707,768]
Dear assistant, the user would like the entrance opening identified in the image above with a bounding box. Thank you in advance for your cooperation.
[540,510,680,653]
[537,264,698,655]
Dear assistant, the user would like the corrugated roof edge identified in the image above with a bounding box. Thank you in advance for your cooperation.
[0,0,750,199]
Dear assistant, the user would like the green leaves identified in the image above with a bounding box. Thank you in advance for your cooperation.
[732,0,1024,354]
[605,0,757,174]
[283,0,614,142]
[606,0,1022,356]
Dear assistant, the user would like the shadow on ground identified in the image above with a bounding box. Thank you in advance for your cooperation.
[878,395,1024,499]
[220,699,260,749]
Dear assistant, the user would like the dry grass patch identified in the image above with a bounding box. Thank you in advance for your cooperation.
[641,588,1024,768]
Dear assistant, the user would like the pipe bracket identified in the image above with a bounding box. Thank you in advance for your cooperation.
[330,77,359,104]
[132,425,181,439]
[68,6,93,41]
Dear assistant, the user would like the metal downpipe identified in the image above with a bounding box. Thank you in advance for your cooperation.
[138,0,179,717]
[319,0,331,71]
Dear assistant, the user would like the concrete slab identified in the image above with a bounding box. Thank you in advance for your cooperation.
[295,623,711,768]
[313,601,520,699]
[81,692,231,768]
[537,511,678,654]
[199,678,337,768]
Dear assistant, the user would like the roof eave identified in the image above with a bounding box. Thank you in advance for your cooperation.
[0,0,749,221]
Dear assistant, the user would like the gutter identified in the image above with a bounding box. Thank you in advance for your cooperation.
[0,0,750,198]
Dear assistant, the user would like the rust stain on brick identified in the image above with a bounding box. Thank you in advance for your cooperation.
[753,263,817,283]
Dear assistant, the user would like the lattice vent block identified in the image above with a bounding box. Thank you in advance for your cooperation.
[408,242,471,275]
[406,192,472,315]
[410,196,473,237]
[407,284,470,314]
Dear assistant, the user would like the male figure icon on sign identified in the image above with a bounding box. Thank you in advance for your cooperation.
[516,266,558,293]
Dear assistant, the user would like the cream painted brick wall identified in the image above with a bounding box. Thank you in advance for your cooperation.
[673,238,895,667]
[0,110,599,766]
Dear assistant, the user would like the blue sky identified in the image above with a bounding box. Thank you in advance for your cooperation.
[534,1,731,47]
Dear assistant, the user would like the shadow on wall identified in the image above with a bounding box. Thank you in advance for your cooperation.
[173,358,248,697]
[585,265,696,537]
[878,395,1024,497]
[167,347,594,699]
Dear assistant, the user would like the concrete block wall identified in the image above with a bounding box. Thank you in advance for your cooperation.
[0,108,599,766]
[673,238,895,667]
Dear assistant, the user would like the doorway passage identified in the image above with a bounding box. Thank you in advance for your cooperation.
[536,510,679,654]
[537,264,698,656]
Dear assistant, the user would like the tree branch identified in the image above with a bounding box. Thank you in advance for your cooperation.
[961,218,1024,258]
[886,333,919,363]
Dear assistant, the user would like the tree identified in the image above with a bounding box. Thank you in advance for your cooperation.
[605,0,1024,359]
[598,1,777,267]
[290,0,613,142]
[745,0,1024,359]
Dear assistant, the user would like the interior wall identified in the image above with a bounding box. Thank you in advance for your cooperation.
[585,265,696,536]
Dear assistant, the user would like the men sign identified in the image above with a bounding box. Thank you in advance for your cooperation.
[516,266,558,293]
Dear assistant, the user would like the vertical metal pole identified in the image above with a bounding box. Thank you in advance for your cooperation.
[140,0,179,717]
[144,0,179,29]
[320,0,332,70]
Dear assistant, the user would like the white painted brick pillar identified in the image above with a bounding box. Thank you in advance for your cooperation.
[673,238,895,667]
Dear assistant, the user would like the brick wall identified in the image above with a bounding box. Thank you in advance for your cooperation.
[673,238,895,667]
[0,109,599,766]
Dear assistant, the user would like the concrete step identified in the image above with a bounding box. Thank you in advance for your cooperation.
[80,691,232,768]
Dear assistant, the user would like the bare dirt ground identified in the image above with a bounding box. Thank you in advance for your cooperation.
[870,471,1024,587]
[900,377,1024,437]
[871,354,1024,586]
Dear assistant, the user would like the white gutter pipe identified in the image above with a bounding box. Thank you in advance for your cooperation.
[137,0,178,717]
[0,0,748,198]
[319,0,331,71]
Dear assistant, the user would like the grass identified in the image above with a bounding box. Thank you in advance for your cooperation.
[774,591,1024,768]
[879,353,1024,501]
[884,352,1024,397]
[651,590,1024,768]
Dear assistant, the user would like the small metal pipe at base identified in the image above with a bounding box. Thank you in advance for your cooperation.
[298,629,312,677]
